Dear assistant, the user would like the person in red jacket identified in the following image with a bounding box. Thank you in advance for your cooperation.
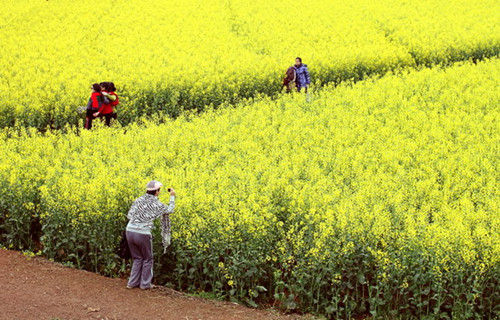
[84,83,103,130]
[94,82,119,126]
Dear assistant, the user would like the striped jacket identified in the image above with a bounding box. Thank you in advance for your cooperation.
[126,194,175,250]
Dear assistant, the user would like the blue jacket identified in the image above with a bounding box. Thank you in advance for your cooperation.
[295,64,311,88]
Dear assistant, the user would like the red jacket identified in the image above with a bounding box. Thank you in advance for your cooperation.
[87,92,103,111]
[99,92,119,114]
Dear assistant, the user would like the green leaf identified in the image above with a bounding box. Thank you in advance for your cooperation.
[255,285,267,292]
[247,299,258,308]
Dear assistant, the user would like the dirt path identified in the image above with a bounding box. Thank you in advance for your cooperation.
[0,249,309,320]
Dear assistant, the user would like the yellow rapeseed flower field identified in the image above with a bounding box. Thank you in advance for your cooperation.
[0,0,498,129]
[0,59,498,318]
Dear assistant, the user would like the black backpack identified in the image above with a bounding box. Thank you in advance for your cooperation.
[117,230,131,259]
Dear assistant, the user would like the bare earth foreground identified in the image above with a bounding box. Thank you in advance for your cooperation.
[0,250,309,320]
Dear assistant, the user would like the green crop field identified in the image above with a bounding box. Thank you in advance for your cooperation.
[1,58,498,318]
[0,1,498,319]
[0,0,498,129]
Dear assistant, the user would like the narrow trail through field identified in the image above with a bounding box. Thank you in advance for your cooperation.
[0,250,308,320]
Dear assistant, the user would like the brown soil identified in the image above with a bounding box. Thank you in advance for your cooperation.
[0,249,311,320]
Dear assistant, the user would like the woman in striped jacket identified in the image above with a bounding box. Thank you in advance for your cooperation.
[126,180,176,289]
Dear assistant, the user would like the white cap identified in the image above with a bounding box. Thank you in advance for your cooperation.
[146,180,163,191]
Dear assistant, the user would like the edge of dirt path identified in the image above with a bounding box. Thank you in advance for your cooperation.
[0,249,316,320]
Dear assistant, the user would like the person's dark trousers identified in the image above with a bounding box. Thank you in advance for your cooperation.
[99,112,117,126]
[126,231,154,289]
[84,109,97,129]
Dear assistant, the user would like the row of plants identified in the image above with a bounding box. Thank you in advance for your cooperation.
[0,59,498,318]
[0,0,499,129]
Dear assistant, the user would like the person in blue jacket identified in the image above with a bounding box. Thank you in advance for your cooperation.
[294,57,311,92]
